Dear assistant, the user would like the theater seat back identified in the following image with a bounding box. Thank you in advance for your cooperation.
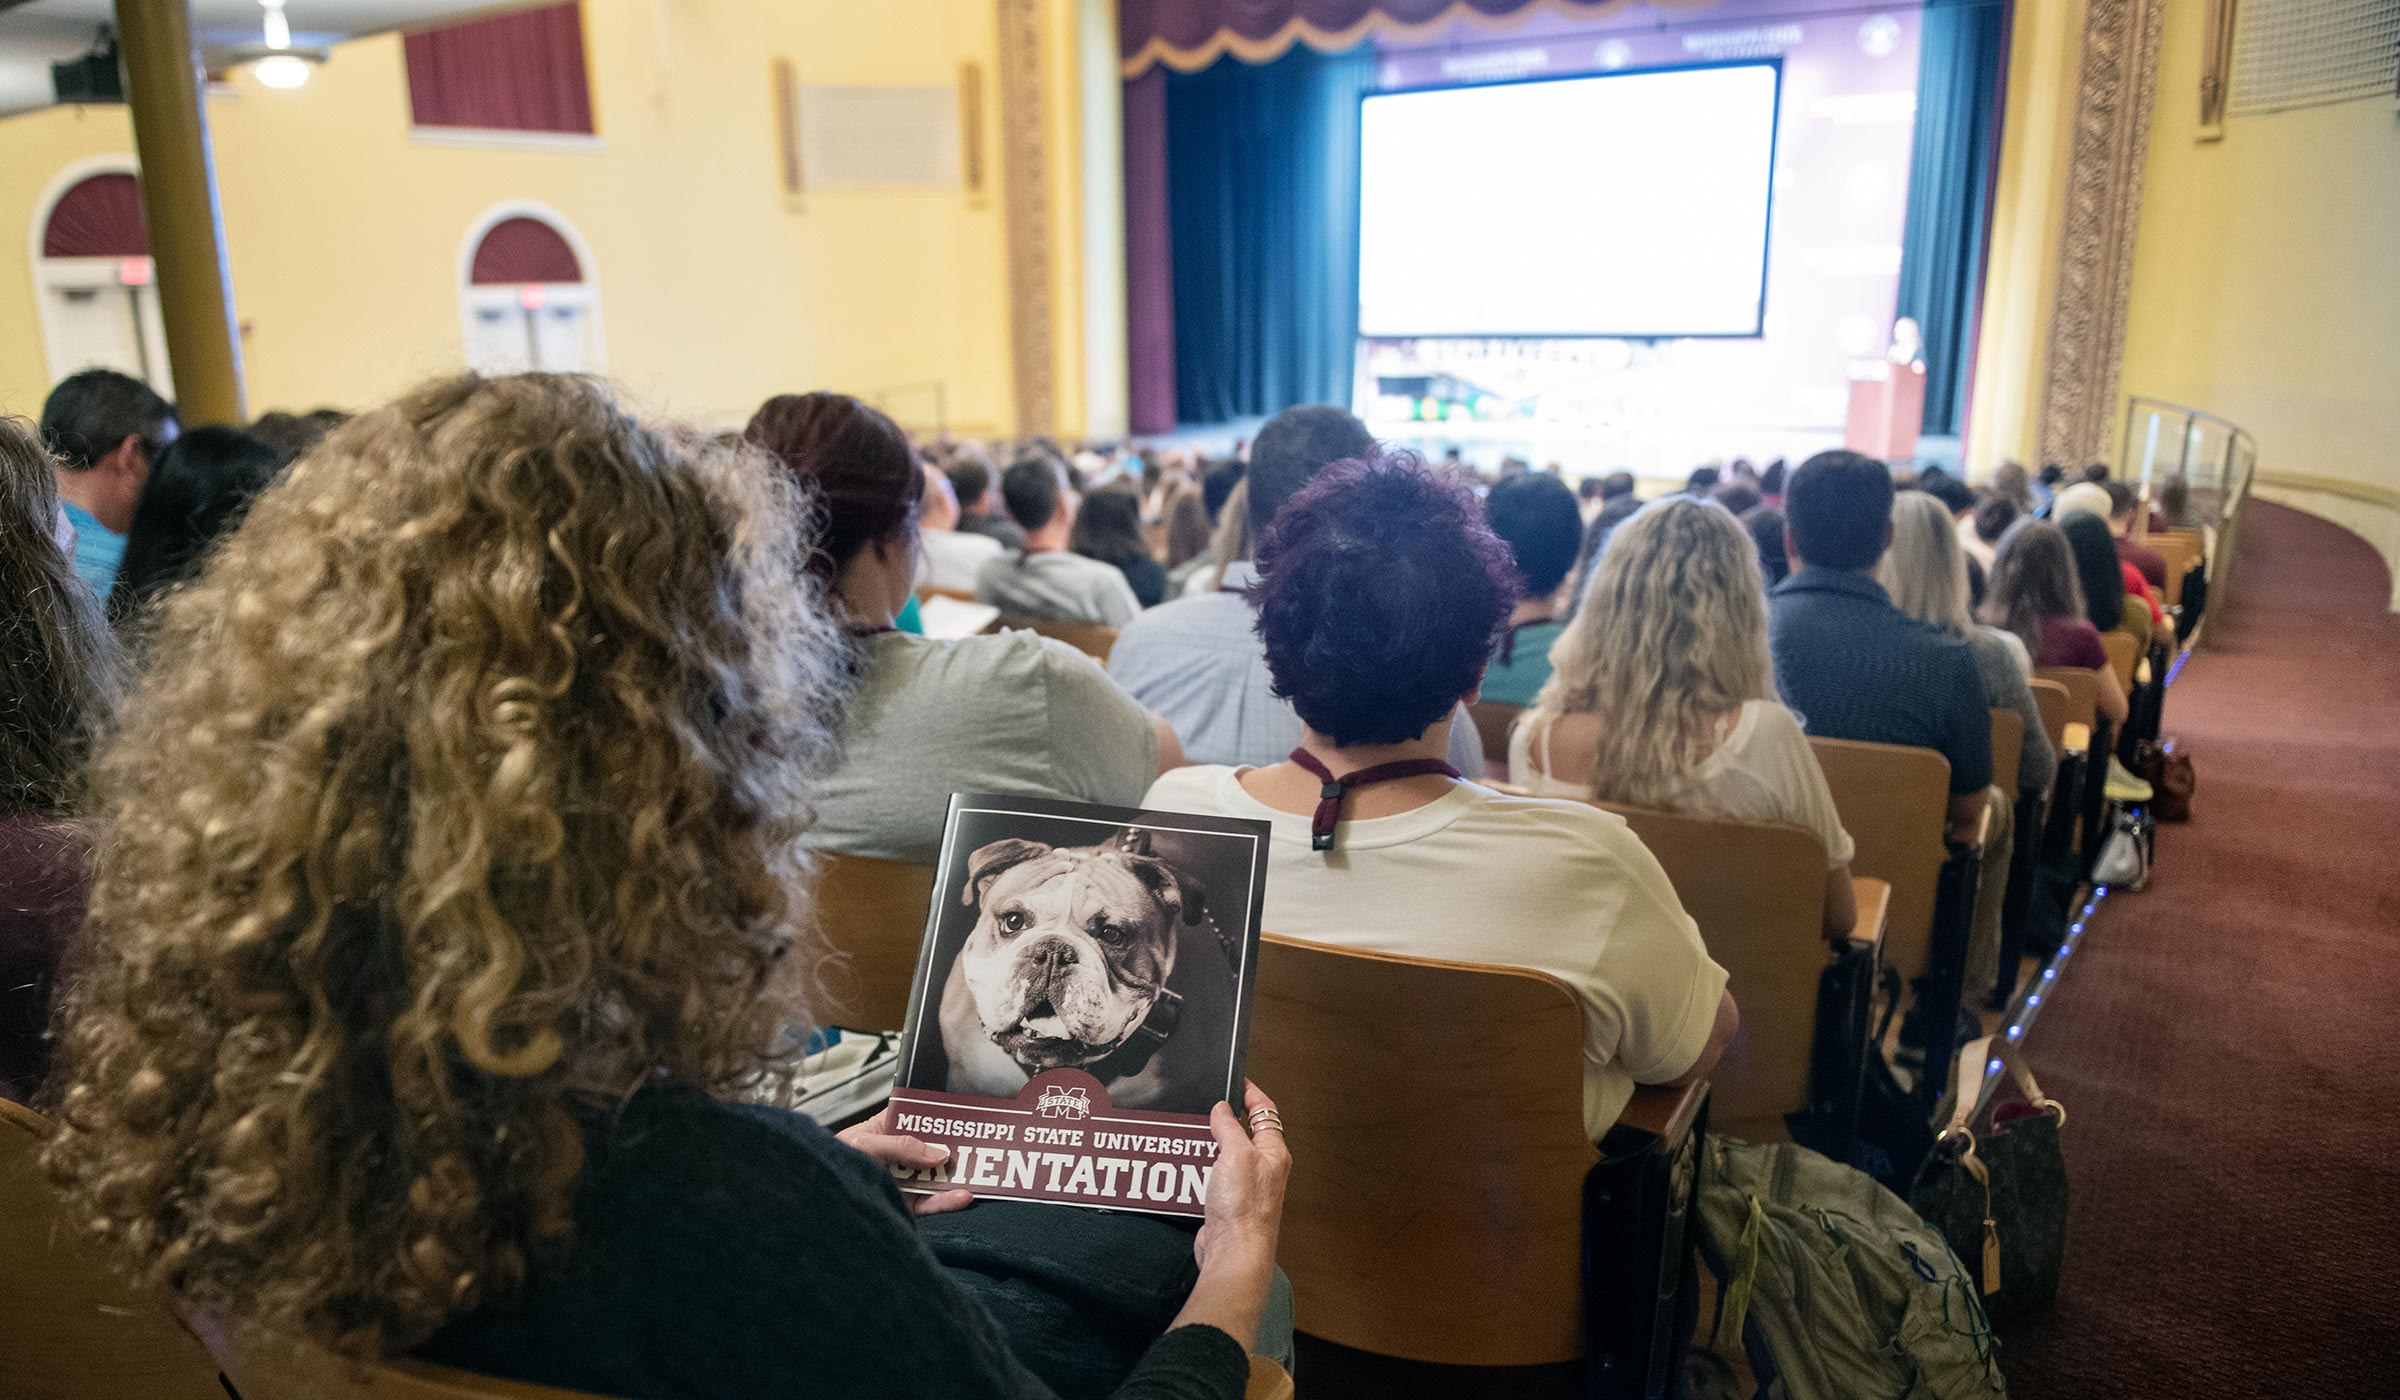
[2100,631,2140,693]
[2028,679,2070,758]
[997,614,1118,662]
[1990,708,2025,802]
[1467,699,1523,769]
[1247,936,1596,1367]
[189,1314,620,1399]
[811,854,939,1033]
[2036,667,2102,753]
[1593,805,1830,1142]
[0,1098,223,1400]
[1806,737,1952,983]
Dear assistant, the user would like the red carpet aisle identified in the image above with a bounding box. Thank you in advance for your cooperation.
[1999,503,2400,1396]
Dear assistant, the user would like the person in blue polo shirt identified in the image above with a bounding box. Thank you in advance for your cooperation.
[1768,451,1997,1057]
[39,368,178,598]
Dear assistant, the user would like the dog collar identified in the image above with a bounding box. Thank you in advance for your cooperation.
[1288,747,1462,851]
[1086,988,1186,1083]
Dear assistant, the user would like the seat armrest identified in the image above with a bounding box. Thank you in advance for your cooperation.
[1614,1080,1708,1149]
[1246,1355,1295,1400]
[1849,877,1891,957]
[2062,722,2091,755]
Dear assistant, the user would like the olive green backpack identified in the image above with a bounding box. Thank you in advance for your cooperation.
[1694,1136,2007,1400]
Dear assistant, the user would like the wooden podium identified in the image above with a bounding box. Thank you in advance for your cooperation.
[1845,361,1926,462]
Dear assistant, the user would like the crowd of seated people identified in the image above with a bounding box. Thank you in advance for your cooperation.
[0,359,2204,1396]
[1145,452,1737,1143]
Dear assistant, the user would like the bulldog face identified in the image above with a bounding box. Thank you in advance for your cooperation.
[956,830,1203,1074]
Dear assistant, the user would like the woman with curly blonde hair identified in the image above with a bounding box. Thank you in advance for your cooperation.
[42,374,1289,1399]
[1513,496,1857,937]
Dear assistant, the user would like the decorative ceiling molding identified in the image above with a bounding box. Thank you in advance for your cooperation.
[997,0,1054,439]
[2038,0,2164,470]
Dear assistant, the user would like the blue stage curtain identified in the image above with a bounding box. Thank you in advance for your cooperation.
[1165,43,1372,425]
[1895,0,2011,438]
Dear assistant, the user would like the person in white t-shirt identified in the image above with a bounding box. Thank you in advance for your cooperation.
[913,461,1004,594]
[1512,496,1859,940]
[1145,451,1736,1142]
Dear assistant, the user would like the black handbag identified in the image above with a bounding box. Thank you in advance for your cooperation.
[1909,1036,2069,1324]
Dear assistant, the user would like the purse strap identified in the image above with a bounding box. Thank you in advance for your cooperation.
[1941,1036,2068,1144]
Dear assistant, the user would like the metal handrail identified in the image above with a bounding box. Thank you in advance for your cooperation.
[2117,394,2259,646]
[2121,395,2255,444]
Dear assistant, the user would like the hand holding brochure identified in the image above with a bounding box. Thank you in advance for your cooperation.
[885,794,1270,1219]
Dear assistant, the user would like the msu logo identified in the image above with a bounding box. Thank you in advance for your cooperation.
[1036,1085,1092,1119]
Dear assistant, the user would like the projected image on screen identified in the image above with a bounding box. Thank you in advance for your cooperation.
[1357,63,1781,340]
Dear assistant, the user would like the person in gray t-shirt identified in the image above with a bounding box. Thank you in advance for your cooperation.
[745,395,1179,864]
[974,456,1141,626]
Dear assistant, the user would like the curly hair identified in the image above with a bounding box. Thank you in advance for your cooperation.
[43,374,844,1358]
[1253,450,1517,747]
[1534,497,1775,809]
[0,415,119,814]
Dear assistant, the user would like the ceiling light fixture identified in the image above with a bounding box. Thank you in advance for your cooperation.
[237,0,324,89]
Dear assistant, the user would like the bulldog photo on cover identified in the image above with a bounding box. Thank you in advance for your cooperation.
[896,797,1267,1116]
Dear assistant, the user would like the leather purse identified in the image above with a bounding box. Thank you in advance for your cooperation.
[1909,1036,2069,1324]
[2133,737,2196,822]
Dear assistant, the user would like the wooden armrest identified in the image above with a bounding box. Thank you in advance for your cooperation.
[1616,1081,1707,1147]
[1850,877,1891,955]
[2062,722,2091,755]
[1246,1355,1295,1400]
[2136,657,2153,686]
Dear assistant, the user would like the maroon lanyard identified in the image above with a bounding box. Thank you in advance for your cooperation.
[1288,747,1461,852]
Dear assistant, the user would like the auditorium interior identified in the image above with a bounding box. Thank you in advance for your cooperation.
[1,1,2395,1397]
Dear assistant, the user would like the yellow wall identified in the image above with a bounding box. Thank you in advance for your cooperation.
[2116,3,2400,499]
[0,0,1081,437]
[1962,0,2085,479]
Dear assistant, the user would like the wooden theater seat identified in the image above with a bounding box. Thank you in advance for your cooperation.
[0,1099,224,1400]
[1247,936,1705,1390]
[997,614,1119,662]
[1592,803,1846,1144]
[2153,540,2199,608]
[193,1316,622,1400]
[812,854,938,1031]
[194,1312,1294,1399]
[1805,737,1953,985]
[2028,678,2070,760]
[2037,667,2100,759]
[1467,699,1524,769]
[1990,708,2025,804]
[2100,630,2141,694]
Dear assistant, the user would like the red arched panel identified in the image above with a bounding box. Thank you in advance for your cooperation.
[43,172,148,258]
[469,216,583,285]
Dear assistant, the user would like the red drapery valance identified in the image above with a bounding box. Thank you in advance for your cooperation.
[1119,0,1723,75]
[470,217,583,285]
[405,1,595,134]
[42,173,148,258]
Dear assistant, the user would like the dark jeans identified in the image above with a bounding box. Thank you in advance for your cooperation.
[924,1202,1294,1399]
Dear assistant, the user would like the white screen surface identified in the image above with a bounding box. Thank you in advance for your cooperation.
[1356,64,1781,339]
